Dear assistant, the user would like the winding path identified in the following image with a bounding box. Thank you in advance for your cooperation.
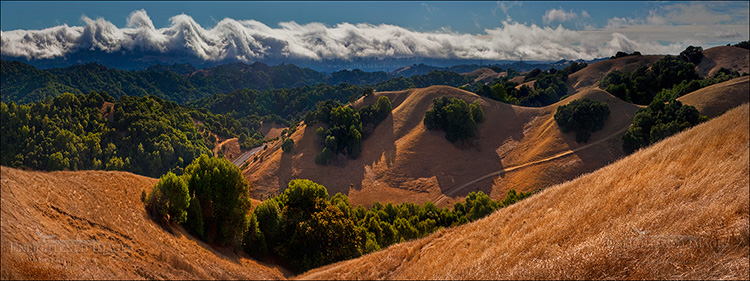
[434,127,629,205]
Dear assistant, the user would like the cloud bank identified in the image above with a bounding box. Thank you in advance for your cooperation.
[0,9,733,63]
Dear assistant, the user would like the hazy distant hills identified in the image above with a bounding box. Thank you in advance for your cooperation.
[1,47,603,73]
[1,58,598,104]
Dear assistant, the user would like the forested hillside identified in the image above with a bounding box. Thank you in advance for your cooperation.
[0,61,327,104]
[2,60,479,108]
[0,91,263,177]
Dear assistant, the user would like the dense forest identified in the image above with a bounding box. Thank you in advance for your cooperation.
[0,91,263,177]
[187,83,366,123]
[0,61,326,104]
[2,60,479,106]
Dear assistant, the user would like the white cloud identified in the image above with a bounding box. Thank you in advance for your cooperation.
[543,8,578,24]
[1,8,743,63]
[581,10,591,19]
[599,2,748,48]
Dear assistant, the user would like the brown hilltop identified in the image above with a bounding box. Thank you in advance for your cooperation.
[678,75,750,118]
[697,45,750,77]
[242,85,640,207]
[0,167,287,280]
[566,55,663,92]
[462,67,506,84]
[298,103,750,280]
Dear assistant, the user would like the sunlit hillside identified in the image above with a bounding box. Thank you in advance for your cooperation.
[299,103,749,280]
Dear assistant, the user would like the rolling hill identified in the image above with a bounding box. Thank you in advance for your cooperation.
[697,46,750,77]
[298,103,750,280]
[566,55,663,92]
[0,167,287,280]
[242,85,641,207]
[677,75,750,118]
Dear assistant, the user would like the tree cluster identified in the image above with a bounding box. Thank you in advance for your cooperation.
[472,62,586,107]
[622,98,707,154]
[731,40,750,50]
[600,47,706,105]
[371,70,473,91]
[307,96,392,165]
[611,51,642,59]
[242,179,533,273]
[424,97,484,143]
[147,155,252,246]
[554,98,611,143]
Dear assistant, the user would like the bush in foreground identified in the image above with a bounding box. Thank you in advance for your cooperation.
[145,154,252,248]
[146,172,190,224]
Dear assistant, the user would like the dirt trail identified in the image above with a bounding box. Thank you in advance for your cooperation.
[435,127,628,205]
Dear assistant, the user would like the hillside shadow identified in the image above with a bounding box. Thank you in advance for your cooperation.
[156,219,295,278]
[427,102,526,199]
[364,115,398,169]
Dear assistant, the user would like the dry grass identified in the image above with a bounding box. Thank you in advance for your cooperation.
[697,46,750,77]
[0,167,288,280]
[566,55,663,92]
[260,121,288,140]
[243,85,642,208]
[244,47,747,209]
[463,67,506,84]
[298,103,750,280]
[213,137,242,161]
[678,75,749,118]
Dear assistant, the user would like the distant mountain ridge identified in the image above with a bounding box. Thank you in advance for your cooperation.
[1,58,601,104]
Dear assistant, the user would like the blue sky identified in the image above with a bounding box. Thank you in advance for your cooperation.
[0,1,675,33]
[1,1,748,62]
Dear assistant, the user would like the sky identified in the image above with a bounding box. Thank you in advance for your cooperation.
[1,1,748,62]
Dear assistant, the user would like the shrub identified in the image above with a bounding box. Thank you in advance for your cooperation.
[363,87,375,97]
[282,138,294,153]
[183,155,252,246]
[145,185,168,224]
[146,172,190,224]
[469,100,484,123]
[554,98,610,143]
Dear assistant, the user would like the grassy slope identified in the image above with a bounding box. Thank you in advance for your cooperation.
[299,103,749,280]
[0,168,287,280]
[678,75,749,118]
[242,86,639,208]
